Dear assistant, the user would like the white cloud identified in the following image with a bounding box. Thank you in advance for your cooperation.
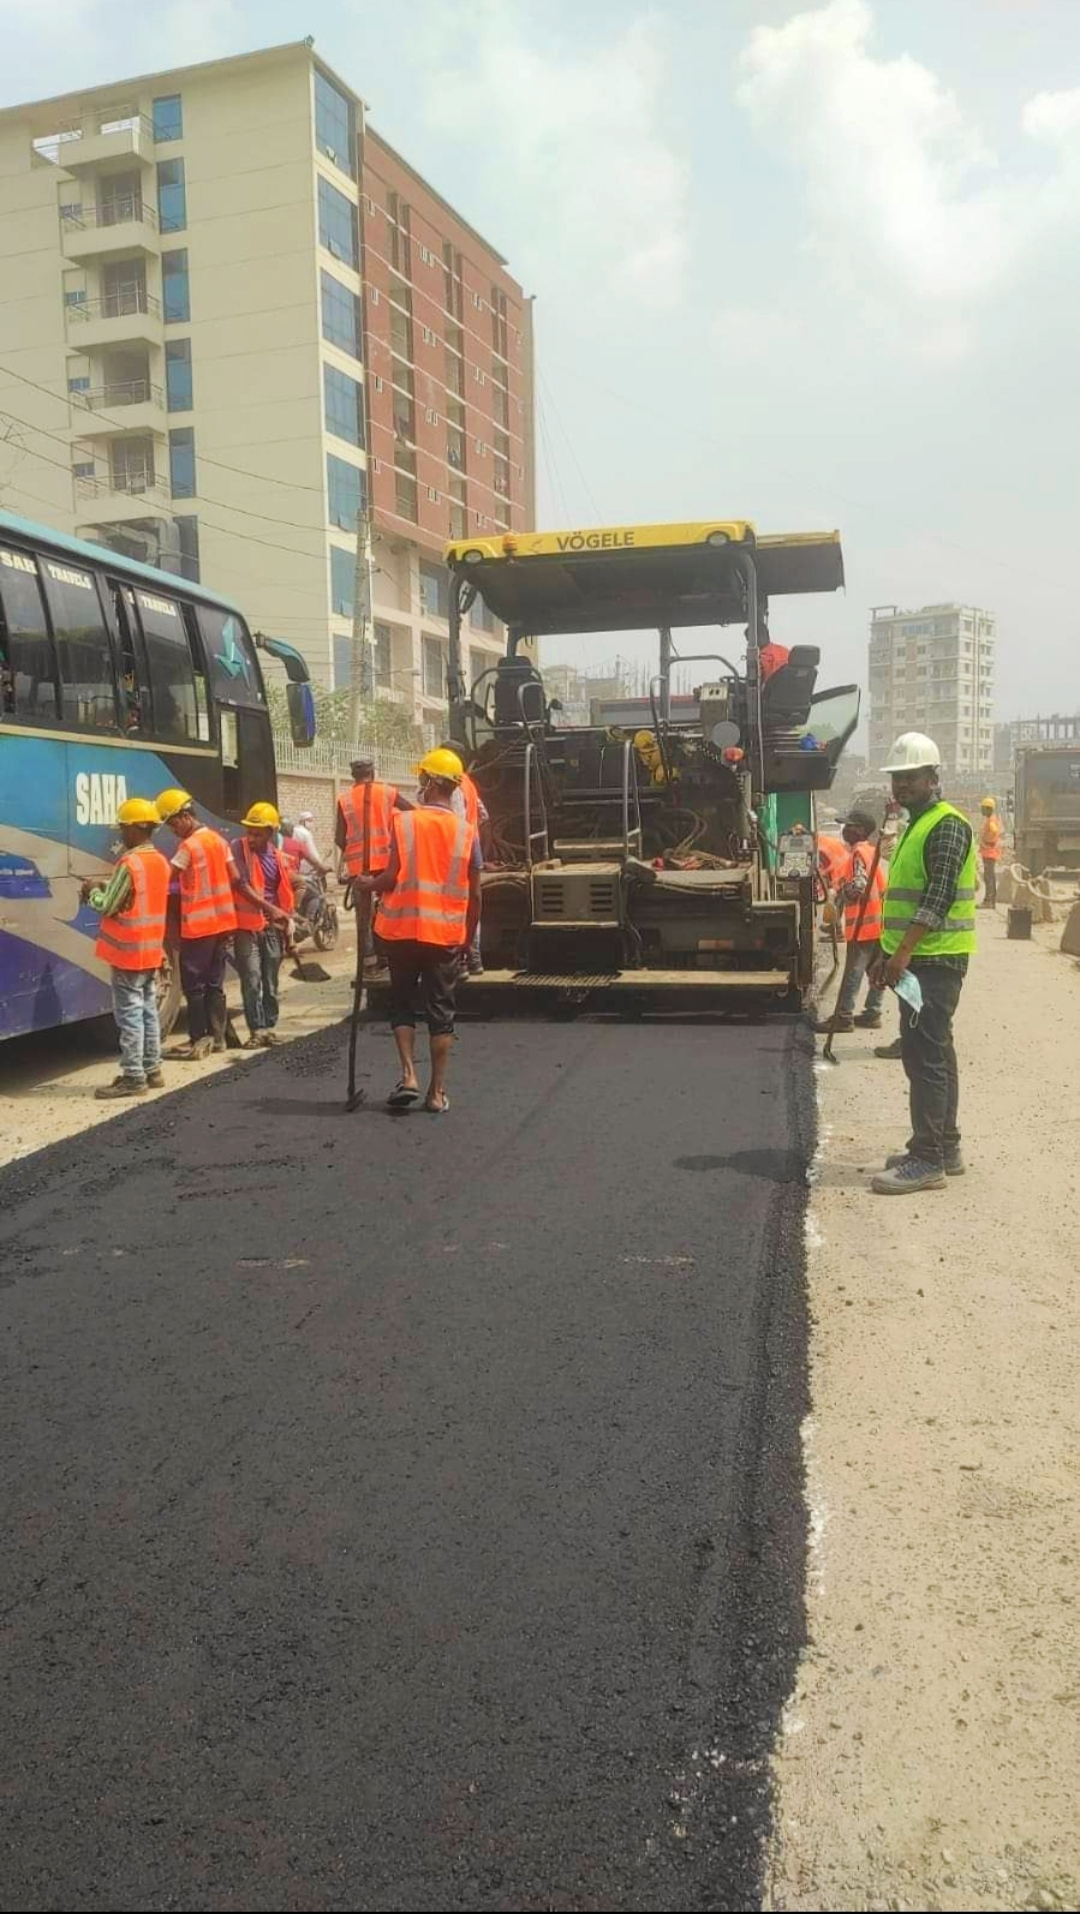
[420,4,689,309]
[711,305,802,363]
[737,0,1080,337]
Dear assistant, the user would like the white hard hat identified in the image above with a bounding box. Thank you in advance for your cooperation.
[882,731,941,774]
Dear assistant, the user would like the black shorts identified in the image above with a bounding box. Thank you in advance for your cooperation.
[381,938,460,1036]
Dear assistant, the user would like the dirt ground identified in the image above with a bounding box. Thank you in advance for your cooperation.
[0,932,355,1162]
[768,911,1080,1914]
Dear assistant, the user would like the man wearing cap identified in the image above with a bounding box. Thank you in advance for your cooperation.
[978,796,1002,908]
[868,734,977,1195]
[80,798,171,1099]
[812,807,887,1034]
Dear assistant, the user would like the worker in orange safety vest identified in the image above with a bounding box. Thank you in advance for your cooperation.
[978,796,1002,909]
[155,788,287,1061]
[80,796,171,1100]
[335,758,413,970]
[354,747,481,1114]
[232,801,296,1048]
[812,807,888,1034]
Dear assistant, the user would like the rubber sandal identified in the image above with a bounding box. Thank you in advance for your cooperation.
[425,1092,450,1115]
[388,1082,420,1108]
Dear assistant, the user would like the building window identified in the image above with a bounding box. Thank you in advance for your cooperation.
[165,339,193,411]
[157,159,187,234]
[153,95,183,143]
[491,286,508,358]
[321,268,362,357]
[318,176,358,267]
[162,248,190,323]
[160,515,200,583]
[387,192,412,277]
[471,595,496,634]
[422,633,445,700]
[469,648,491,691]
[419,559,450,620]
[374,620,392,689]
[64,288,87,309]
[72,460,95,480]
[314,70,354,176]
[68,375,91,394]
[394,472,418,521]
[330,544,354,617]
[169,427,195,499]
[327,452,366,531]
[324,364,364,446]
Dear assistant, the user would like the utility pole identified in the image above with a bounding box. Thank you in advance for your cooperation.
[347,506,374,747]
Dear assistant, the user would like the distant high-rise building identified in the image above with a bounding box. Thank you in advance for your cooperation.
[0,43,535,732]
[868,603,995,776]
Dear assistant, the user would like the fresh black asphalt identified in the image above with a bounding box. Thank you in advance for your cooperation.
[1,1012,815,1912]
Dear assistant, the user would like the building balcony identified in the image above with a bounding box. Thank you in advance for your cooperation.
[37,110,155,175]
[71,380,165,436]
[61,197,159,262]
[74,467,170,522]
[66,287,162,351]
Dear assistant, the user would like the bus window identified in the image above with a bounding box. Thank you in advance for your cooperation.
[197,604,266,709]
[108,581,147,736]
[40,558,119,732]
[133,584,206,745]
[180,603,211,742]
[0,546,60,724]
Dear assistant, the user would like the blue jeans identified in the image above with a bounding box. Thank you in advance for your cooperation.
[233,928,283,1033]
[111,968,162,1084]
[837,940,886,1020]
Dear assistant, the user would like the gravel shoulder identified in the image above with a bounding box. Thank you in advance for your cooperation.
[0,935,355,1165]
[768,916,1080,1914]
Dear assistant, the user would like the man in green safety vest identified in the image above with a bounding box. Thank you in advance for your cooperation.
[868,732,977,1194]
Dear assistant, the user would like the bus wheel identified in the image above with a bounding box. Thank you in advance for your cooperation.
[157,950,184,1038]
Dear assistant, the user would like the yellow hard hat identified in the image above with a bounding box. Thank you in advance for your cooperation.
[116,797,160,828]
[155,787,194,822]
[980,795,996,810]
[241,801,281,829]
[417,746,464,782]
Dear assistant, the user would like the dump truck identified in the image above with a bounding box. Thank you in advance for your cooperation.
[1014,744,1080,875]
[396,520,857,1013]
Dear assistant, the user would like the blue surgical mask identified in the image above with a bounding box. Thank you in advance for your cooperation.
[892,970,923,1020]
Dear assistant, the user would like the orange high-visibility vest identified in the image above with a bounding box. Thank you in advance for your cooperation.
[176,826,238,939]
[339,780,397,875]
[376,806,475,947]
[459,771,481,831]
[980,816,1002,861]
[94,843,170,971]
[817,833,848,886]
[232,838,296,933]
[843,847,886,944]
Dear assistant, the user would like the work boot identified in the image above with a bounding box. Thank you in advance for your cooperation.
[886,1149,965,1177]
[811,1012,853,1033]
[146,1069,165,1089]
[874,1037,903,1059]
[871,1157,946,1195]
[94,1076,148,1100]
[853,1010,883,1029]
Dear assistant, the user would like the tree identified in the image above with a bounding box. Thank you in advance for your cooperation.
[269,683,421,753]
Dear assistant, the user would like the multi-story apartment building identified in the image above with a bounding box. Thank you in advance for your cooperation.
[0,43,535,731]
[868,603,995,777]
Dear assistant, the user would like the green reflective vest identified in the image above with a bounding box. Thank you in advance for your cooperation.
[880,801,977,957]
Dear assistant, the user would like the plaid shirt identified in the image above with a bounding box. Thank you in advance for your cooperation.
[908,809,973,972]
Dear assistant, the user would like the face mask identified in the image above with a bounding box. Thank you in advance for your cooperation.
[892,969,923,1021]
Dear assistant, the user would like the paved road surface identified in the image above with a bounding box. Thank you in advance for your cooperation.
[1,1012,814,1912]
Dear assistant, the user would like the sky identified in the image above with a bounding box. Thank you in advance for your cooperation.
[2,0,1079,722]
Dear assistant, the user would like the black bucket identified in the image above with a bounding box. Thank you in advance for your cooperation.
[1007,906,1033,941]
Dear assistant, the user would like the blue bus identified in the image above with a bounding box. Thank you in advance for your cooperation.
[0,509,314,1041]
